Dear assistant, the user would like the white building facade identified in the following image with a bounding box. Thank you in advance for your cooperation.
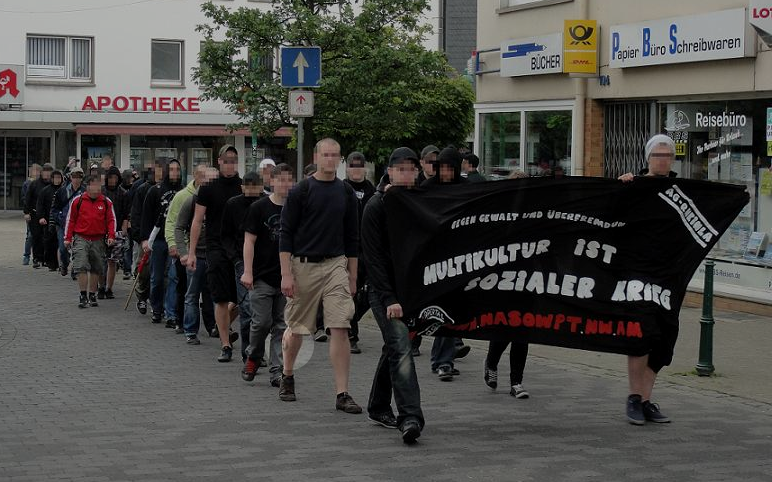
[0,0,292,211]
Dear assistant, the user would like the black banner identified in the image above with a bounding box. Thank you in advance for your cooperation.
[384,177,748,356]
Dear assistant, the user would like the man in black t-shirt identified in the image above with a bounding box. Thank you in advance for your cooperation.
[187,145,243,363]
[240,164,295,387]
[278,138,362,414]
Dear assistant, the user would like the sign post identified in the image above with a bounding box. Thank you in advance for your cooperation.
[281,47,322,180]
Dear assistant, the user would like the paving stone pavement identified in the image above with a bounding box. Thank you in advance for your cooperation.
[1,216,771,481]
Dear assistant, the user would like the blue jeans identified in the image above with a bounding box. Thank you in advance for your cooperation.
[183,255,215,335]
[367,289,424,430]
[430,336,456,371]
[24,222,32,258]
[234,261,252,360]
[56,225,69,269]
[245,280,286,381]
[150,238,177,320]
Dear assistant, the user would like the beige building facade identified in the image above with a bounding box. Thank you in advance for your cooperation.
[475,0,772,306]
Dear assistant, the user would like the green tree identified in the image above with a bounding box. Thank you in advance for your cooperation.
[194,0,474,164]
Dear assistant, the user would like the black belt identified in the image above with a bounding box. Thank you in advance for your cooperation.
[296,255,336,263]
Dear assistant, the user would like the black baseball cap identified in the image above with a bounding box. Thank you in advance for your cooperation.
[420,145,440,159]
[388,147,420,167]
[346,151,366,167]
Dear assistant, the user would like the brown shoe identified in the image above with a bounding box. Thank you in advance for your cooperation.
[279,375,296,402]
[335,392,362,414]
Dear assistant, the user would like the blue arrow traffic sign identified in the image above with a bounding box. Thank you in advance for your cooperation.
[280,46,321,88]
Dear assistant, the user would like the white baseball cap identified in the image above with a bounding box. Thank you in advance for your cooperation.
[258,158,276,169]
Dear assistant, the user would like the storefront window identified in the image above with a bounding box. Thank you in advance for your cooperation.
[480,112,521,180]
[80,135,118,168]
[525,110,572,176]
[129,135,234,182]
[245,135,293,175]
[662,100,770,264]
[2,134,52,210]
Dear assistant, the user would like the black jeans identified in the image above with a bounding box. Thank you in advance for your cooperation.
[367,289,424,430]
[349,286,370,343]
[485,341,529,385]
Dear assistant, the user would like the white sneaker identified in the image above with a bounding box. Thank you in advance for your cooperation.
[510,384,529,399]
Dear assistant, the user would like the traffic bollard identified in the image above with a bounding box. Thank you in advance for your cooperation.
[696,260,716,376]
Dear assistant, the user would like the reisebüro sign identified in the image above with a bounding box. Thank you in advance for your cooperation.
[609,8,748,69]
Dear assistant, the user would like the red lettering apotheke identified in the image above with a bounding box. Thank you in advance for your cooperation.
[80,95,202,112]
[752,7,772,18]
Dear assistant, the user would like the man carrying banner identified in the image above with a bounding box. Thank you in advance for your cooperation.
[362,147,425,444]
[422,147,468,381]
[618,133,678,425]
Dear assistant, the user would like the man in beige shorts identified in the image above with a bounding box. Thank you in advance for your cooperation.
[278,138,361,414]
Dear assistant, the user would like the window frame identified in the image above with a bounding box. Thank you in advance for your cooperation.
[498,0,573,14]
[25,34,94,84]
[151,39,185,88]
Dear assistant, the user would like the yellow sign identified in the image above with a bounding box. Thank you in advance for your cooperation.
[760,170,772,196]
[563,20,599,74]
[675,142,686,157]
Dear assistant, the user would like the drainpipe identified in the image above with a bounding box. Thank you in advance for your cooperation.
[571,0,589,176]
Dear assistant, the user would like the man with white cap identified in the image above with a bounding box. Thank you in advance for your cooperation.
[259,158,276,195]
[617,133,677,426]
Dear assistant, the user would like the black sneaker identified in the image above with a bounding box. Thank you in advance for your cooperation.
[401,420,421,444]
[174,325,184,334]
[350,341,362,354]
[88,293,98,307]
[209,327,219,338]
[411,347,421,357]
[217,346,233,363]
[229,330,239,344]
[270,377,281,388]
[32,260,41,269]
[437,366,454,381]
[122,272,131,280]
[185,334,200,345]
[241,359,257,381]
[260,357,267,368]
[484,365,498,390]
[454,344,471,359]
[279,375,296,401]
[165,318,176,329]
[335,392,362,414]
[368,413,398,429]
[510,384,529,399]
[78,294,89,309]
[60,266,68,277]
[97,287,106,300]
[151,312,162,324]
[314,329,328,342]
[104,289,114,299]
[136,300,147,315]
[642,401,670,423]
[627,394,645,426]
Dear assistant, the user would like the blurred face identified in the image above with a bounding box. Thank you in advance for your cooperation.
[41,169,52,181]
[647,145,674,176]
[153,163,164,182]
[387,161,419,188]
[107,174,119,188]
[193,165,208,186]
[168,162,181,182]
[347,164,366,182]
[70,174,83,189]
[86,179,101,197]
[421,153,437,177]
[461,159,470,173]
[204,167,219,185]
[52,173,63,186]
[314,142,340,175]
[101,156,113,169]
[242,183,263,197]
[271,172,295,198]
[438,164,455,183]
[261,166,273,185]
[30,166,40,178]
[219,150,238,177]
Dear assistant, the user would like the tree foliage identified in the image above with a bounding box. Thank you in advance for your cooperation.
[194,0,475,163]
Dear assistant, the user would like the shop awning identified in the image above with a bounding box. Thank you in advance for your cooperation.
[74,124,293,138]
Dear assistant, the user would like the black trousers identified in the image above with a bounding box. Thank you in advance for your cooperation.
[29,218,44,263]
[486,341,529,385]
[43,225,59,269]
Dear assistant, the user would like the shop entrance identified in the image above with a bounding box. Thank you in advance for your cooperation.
[1,132,52,210]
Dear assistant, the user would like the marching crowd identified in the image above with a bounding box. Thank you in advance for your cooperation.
[21,134,676,444]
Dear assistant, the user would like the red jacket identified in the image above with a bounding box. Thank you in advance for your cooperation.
[64,193,117,242]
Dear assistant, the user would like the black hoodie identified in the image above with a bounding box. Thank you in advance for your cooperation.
[103,166,129,228]
[420,147,468,188]
[130,168,157,242]
[24,174,51,215]
[35,171,64,224]
[140,160,183,243]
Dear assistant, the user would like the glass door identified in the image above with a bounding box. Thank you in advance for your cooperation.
[2,133,52,210]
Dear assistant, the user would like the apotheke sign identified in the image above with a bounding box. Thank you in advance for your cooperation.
[500,33,563,77]
[609,8,748,68]
[81,95,201,112]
